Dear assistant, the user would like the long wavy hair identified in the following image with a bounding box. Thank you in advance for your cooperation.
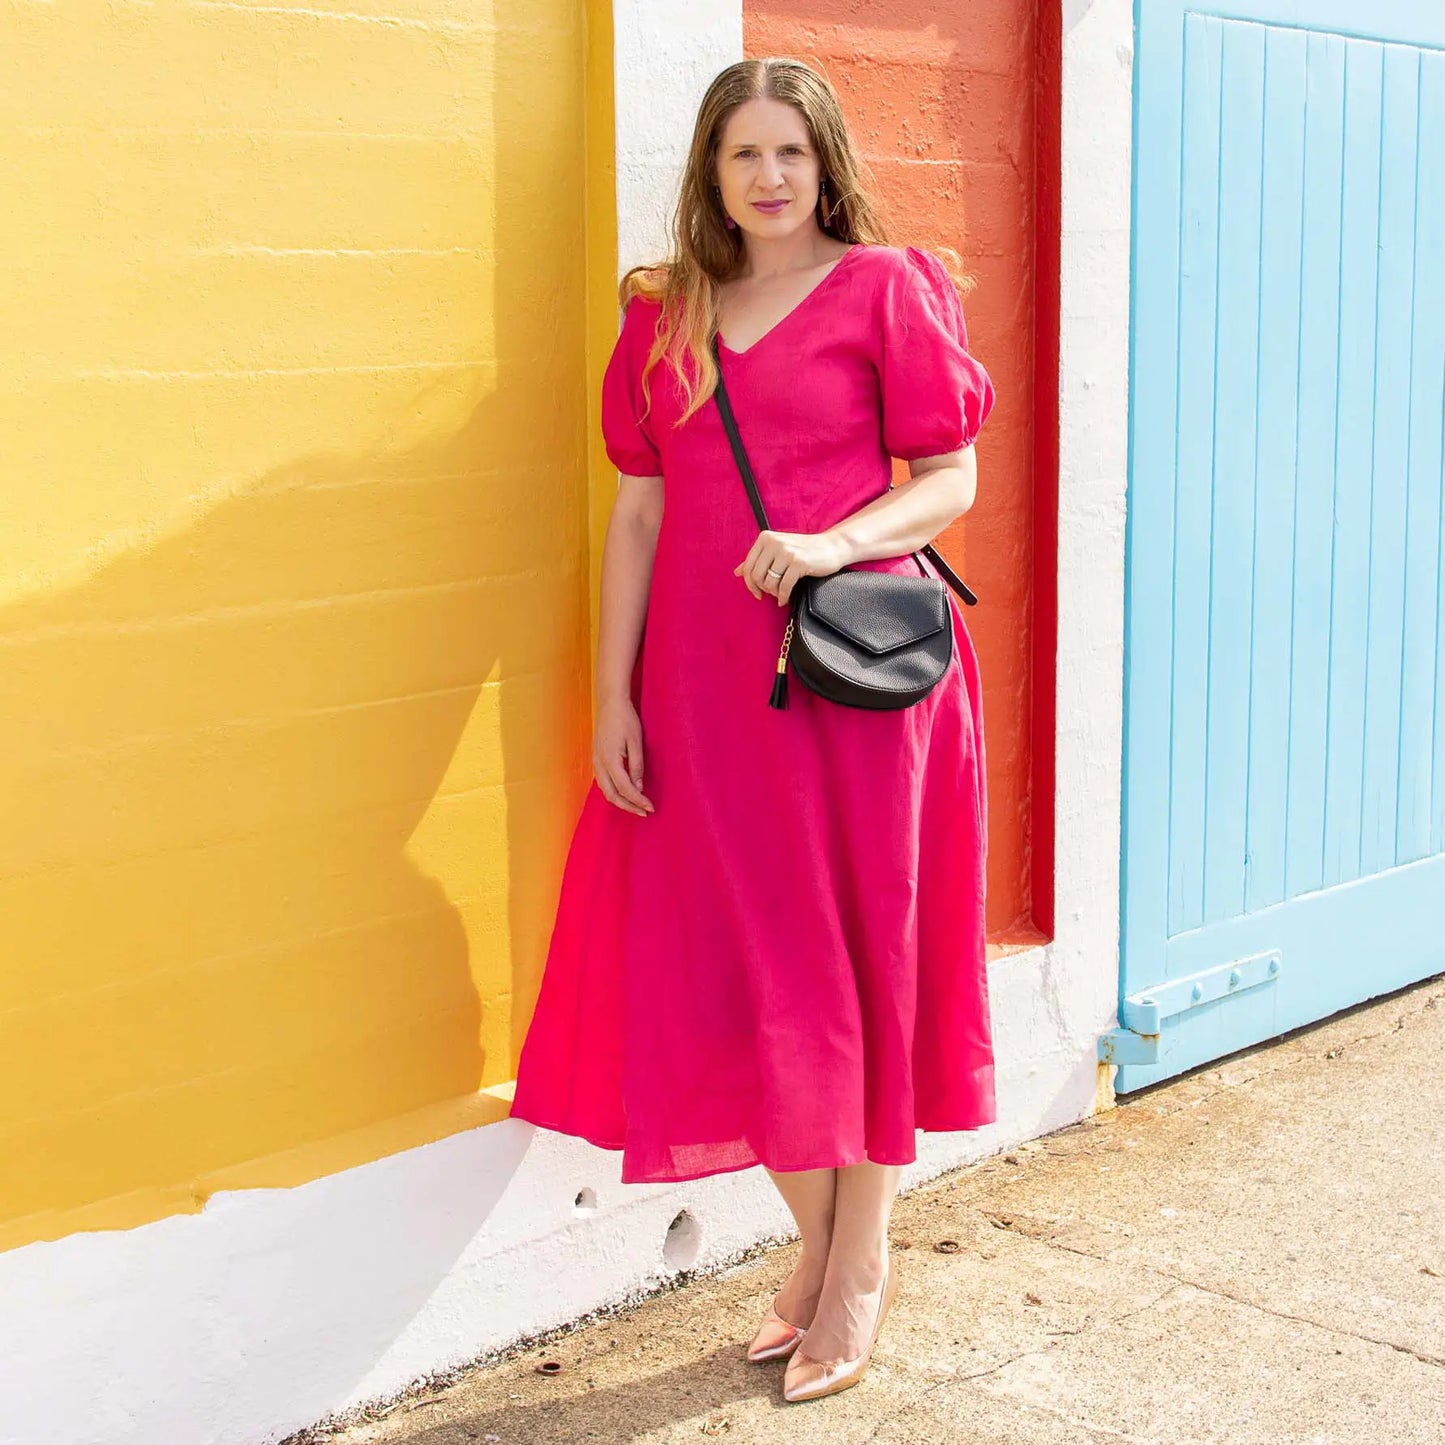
[622,57,972,428]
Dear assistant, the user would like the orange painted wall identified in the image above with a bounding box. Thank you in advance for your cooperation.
[744,2,1054,943]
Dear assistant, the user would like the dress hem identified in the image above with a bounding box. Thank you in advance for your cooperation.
[510,1110,1000,1186]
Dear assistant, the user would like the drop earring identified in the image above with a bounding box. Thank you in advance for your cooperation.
[819,177,833,228]
[716,185,737,230]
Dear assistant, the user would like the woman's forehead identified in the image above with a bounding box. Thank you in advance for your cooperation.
[718,97,812,147]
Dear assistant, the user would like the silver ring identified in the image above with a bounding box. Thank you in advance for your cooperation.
[766,566,783,577]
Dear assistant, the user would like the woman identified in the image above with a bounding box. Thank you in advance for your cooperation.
[510,56,996,1404]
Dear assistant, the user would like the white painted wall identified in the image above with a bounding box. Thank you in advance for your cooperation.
[1055,0,1134,1058]
[613,0,742,277]
[0,5,1138,1442]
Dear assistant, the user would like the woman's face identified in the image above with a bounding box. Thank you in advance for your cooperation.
[713,97,824,239]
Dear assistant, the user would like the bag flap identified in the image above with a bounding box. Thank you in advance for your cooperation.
[802,572,947,655]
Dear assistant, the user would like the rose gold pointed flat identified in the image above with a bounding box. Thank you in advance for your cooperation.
[746,1291,809,1363]
[781,1256,898,1403]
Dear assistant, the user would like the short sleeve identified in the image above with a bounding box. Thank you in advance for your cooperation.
[878,245,995,460]
[600,295,664,476]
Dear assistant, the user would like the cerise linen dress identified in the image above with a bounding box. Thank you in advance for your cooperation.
[509,243,997,1182]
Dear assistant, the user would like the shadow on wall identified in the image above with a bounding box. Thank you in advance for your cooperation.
[1,165,591,1267]
[0,352,589,1231]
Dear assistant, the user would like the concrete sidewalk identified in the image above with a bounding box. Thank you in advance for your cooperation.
[302,977,1445,1444]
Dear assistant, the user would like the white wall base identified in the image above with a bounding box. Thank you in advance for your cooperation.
[0,940,1117,1445]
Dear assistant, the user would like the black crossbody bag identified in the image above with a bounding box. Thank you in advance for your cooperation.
[710,334,978,711]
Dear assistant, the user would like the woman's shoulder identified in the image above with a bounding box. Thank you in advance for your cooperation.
[848,242,952,287]
[616,288,664,358]
[618,269,668,332]
[620,288,664,325]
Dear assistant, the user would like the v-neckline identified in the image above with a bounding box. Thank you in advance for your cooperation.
[715,244,862,357]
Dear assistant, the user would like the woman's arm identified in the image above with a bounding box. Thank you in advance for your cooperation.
[595,473,664,705]
[735,446,977,603]
[825,447,977,564]
[593,472,663,816]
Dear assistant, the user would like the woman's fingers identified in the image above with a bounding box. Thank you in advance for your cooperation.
[592,699,653,816]
[774,561,800,606]
[598,762,648,815]
[619,734,653,811]
[735,558,764,600]
[600,741,652,815]
[739,551,787,600]
[736,532,791,600]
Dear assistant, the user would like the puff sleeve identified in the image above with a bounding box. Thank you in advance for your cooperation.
[878,245,995,460]
[600,294,664,476]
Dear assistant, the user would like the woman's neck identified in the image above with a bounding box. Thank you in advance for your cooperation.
[736,225,843,280]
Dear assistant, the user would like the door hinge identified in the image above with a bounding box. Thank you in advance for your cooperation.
[1098,949,1282,1065]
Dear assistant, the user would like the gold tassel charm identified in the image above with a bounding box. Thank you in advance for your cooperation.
[769,618,794,709]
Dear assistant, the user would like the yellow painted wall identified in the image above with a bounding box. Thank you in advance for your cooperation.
[0,0,614,1251]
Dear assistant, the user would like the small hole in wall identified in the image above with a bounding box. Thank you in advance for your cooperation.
[573,1187,599,1217]
[662,1208,701,1271]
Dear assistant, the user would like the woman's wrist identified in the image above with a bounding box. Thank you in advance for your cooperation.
[817,526,859,571]
[595,681,633,709]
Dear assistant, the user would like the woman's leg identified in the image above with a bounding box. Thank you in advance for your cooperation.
[794,1159,902,1359]
[763,1166,838,1326]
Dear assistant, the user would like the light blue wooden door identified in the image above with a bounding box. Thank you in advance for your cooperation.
[1108,0,1445,1089]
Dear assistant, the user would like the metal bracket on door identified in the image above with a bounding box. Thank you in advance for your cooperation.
[1098,950,1283,1065]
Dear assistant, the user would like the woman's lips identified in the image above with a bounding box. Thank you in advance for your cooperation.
[751,200,790,213]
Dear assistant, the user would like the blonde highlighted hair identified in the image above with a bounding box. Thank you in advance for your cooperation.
[623,56,972,427]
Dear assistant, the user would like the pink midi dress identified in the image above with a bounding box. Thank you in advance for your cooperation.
[509,242,997,1183]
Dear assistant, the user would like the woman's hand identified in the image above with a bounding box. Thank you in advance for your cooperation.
[593,694,654,817]
[734,529,851,606]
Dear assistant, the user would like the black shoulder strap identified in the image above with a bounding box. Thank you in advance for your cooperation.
[921,543,978,606]
[708,334,977,607]
[709,334,771,533]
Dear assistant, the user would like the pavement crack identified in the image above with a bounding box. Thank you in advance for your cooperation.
[859,1281,1182,1443]
[991,1218,1445,1372]
[1124,1263,1445,1371]
[971,1213,1445,1369]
